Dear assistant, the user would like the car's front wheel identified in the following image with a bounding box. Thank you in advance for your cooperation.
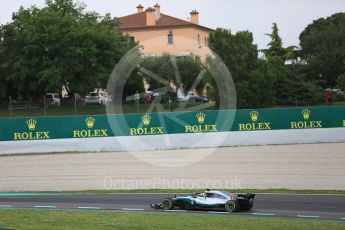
[225,200,237,212]
[161,198,174,210]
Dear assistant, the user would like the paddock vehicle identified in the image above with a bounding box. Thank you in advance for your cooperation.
[84,92,106,105]
[151,190,255,212]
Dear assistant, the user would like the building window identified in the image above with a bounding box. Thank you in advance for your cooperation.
[168,31,174,44]
[198,34,200,44]
[129,36,135,43]
[205,37,208,46]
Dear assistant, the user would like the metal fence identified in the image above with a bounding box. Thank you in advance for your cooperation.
[1,98,212,119]
[0,95,344,119]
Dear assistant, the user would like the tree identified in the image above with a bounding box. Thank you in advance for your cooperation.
[337,74,345,91]
[262,23,292,105]
[262,23,323,106]
[264,23,298,62]
[299,13,345,87]
[0,23,19,99]
[209,28,275,108]
[0,0,135,99]
[140,54,205,95]
[264,23,285,59]
[0,25,6,98]
[123,68,145,100]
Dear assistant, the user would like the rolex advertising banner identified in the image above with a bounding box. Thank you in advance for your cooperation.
[0,107,344,142]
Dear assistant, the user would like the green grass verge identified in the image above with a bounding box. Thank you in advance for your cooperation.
[0,209,344,230]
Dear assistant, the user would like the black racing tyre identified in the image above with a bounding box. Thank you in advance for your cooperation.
[248,198,254,210]
[161,198,174,210]
[225,200,237,212]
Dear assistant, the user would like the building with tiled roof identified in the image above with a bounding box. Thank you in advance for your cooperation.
[117,4,213,57]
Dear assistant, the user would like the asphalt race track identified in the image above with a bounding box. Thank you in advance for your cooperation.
[1,193,345,221]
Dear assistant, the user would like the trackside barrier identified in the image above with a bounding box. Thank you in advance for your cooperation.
[0,106,344,142]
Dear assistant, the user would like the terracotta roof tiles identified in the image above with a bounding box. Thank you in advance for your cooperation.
[117,12,212,31]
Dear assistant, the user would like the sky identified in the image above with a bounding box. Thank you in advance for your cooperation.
[1,0,345,49]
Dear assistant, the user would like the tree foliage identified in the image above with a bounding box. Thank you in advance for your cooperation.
[263,23,322,106]
[299,12,345,87]
[209,28,275,108]
[208,23,323,108]
[123,68,145,100]
[336,73,345,91]
[140,55,205,94]
[1,1,343,109]
[0,0,135,99]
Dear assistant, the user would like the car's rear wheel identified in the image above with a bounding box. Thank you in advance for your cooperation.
[225,200,237,212]
[247,198,254,210]
[161,198,174,210]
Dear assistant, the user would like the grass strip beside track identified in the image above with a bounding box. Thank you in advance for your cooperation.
[0,209,344,230]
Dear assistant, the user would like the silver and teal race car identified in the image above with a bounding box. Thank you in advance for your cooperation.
[151,190,255,212]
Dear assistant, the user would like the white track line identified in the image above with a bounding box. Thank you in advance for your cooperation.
[121,208,145,211]
[208,211,228,214]
[0,205,12,208]
[252,213,275,216]
[164,210,187,212]
[77,207,100,210]
[297,215,320,218]
[34,206,56,208]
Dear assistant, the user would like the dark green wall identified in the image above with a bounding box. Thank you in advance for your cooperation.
[1,107,344,141]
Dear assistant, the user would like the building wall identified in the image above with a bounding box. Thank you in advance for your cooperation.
[122,27,211,58]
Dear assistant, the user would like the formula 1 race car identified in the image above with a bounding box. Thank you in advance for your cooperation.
[151,190,255,212]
